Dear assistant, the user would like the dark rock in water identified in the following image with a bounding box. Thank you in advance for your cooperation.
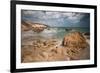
[65,28,71,31]
[62,32,88,48]
[47,28,50,30]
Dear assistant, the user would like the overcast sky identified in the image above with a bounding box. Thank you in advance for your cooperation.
[21,10,90,27]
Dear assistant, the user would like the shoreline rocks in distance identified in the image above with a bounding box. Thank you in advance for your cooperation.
[21,21,48,32]
[31,23,48,33]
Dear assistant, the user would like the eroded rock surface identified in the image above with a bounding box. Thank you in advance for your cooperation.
[21,21,48,32]
[62,32,89,49]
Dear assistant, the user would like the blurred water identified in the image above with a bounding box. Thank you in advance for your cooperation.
[22,27,90,40]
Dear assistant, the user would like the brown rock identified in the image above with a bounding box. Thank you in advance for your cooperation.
[32,23,48,33]
[62,32,88,48]
[21,21,48,32]
[21,21,32,31]
[83,32,90,36]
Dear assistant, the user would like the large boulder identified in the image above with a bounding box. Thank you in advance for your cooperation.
[62,32,88,48]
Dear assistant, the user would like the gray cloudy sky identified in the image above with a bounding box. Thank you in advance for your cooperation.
[21,10,90,27]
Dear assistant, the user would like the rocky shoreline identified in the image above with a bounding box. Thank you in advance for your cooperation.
[21,21,48,32]
[21,31,90,63]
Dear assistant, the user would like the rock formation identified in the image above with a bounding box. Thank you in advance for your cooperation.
[31,23,47,33]
[21,21,48,32]
[21,21,32,31]
[62,32,88,48]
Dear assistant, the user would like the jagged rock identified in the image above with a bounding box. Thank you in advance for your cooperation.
[62,32,88,48]
[21,21,48,32]
[32,23,47,33]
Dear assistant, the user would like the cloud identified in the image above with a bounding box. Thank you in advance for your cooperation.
[22,10,41,15]
[22,10,84,21]
[22,10,89,27]
[62,12,85,23]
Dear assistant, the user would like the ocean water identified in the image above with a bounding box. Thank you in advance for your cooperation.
[22,27,90,40]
